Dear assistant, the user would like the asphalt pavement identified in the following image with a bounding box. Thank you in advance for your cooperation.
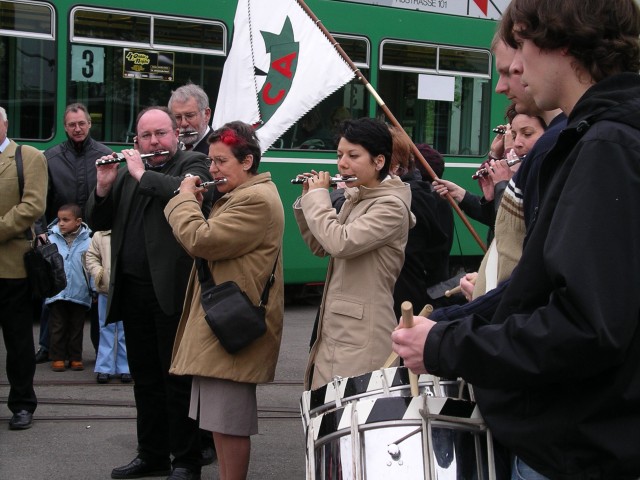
[0,302,320,480]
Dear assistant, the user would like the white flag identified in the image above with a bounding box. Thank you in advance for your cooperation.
[212,0,355,153]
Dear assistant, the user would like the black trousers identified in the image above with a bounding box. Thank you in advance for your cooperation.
[120,276,200,470]
[48,300,85,362]
[0,278,37,414]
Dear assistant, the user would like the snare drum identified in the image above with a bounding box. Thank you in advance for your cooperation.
[300,367,496,480]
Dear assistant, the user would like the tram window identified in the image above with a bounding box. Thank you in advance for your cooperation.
[379,41,491,156]
[439,47,491,76]
[0,1,53,36]
[154,18,225,52]
[71,8,226,54]
[73,10,151,44]
[68,8,226,143]
[67,46,225,143]
[381,43,437,71]
[0,1,55,141]
[275,35,369,151]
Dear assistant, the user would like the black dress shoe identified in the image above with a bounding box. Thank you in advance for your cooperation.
[97,373,110,384]
[35,348,50,364]
[167,468,201,480]
[120,373,133,383]
[9,410,33,430]
[199,445,217,466]
[111,457,171,479]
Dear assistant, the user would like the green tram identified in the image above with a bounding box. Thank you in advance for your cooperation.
[1,0,509,287]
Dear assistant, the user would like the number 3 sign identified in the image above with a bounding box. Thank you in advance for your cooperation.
[71,45,104,83]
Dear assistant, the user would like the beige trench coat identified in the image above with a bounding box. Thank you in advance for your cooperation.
[0,141,48,279]
[294,177,414,389]
[164,173,285,384]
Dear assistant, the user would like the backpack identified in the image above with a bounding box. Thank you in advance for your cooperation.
[15,146,67,298]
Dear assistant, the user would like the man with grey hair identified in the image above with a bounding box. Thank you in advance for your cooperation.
[0,105,48,430]
[169,84,221,208]
[168,83,212,154]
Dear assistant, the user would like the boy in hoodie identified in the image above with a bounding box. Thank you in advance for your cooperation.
[46,203,92,372]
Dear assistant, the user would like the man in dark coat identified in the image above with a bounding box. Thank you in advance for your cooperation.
[86,106,212,480]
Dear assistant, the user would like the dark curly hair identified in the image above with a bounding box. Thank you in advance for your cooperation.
[500,0,640,82]
[209,121,261,174]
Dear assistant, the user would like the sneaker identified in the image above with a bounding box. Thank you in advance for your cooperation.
[96,373,110,384]
[35,348,50,364]
[120,374,133,384]
[51,360,66,372]
[70,361,84,371]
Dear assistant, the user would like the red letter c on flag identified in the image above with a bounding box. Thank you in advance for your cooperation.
[262,83,285,105]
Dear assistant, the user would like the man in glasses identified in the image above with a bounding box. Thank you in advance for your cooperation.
[34,103,113,364]
[169,84,222,206]
[87,106,212,480]
[168,83,213,154]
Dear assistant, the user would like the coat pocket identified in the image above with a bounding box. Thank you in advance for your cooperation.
[325,298,366,347]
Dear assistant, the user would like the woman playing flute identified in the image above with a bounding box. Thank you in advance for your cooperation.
[293,117,414,390]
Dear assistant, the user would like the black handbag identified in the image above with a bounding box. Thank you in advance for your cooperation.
[196,252,279,354]
[24,236,67,298]
[15,145,67,298]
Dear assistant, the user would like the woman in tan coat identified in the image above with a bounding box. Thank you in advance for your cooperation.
[294,118,414,390]
[164,121,284,480]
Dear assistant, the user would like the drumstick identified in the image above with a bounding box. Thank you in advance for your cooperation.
[383,303,433,368]
[401,301,420,397]
[445,285,462,297]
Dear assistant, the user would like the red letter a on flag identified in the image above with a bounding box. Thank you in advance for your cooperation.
[271,52,297,79]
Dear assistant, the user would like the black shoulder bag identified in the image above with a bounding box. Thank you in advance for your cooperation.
[16,146,67,298]
[196,252,279,354]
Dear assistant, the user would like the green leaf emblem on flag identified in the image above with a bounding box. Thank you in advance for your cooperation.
[258,17,299,123]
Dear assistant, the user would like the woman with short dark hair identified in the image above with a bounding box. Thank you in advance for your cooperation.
[294,117,415,390]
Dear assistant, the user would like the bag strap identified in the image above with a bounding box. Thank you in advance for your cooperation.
[15,145,24,198]
[14,146,35,242]
[195,249,280,307]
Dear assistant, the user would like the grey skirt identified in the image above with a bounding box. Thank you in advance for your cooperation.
[189,376,258,436]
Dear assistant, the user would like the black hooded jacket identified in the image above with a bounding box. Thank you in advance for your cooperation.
[424,73,640,479]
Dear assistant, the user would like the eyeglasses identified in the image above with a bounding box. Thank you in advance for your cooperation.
[174,112,200,122]
[66,121,89,129]
[204,157,228,168]
[138,130,171,141]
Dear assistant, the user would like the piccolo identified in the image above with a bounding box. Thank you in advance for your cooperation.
[95,151,169,166]
[291,175,357,186]
[173,178,227,195]
[179,132,198,138]
[492,126,507,135]
[471,156,525,180]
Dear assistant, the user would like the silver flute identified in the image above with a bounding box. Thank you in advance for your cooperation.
[95,150,170,166]
[291,175,357,186]
[173,178,227,195]
[178,131,198,138]
[472,156,525,180]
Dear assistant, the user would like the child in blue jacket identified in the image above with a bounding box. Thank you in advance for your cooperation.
[45,204,92,372]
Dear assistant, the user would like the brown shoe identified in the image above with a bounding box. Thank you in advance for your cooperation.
[51,360,66,372]
[70,361,84,371]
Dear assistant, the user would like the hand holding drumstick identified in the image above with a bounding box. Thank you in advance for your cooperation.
[400,302,420,397]
[391,303,437,376]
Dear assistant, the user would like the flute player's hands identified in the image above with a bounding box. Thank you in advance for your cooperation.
[95,153,120,198]
[307,171,331,191]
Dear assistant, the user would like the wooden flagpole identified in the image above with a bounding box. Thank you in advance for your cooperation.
[295,0,487,253]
